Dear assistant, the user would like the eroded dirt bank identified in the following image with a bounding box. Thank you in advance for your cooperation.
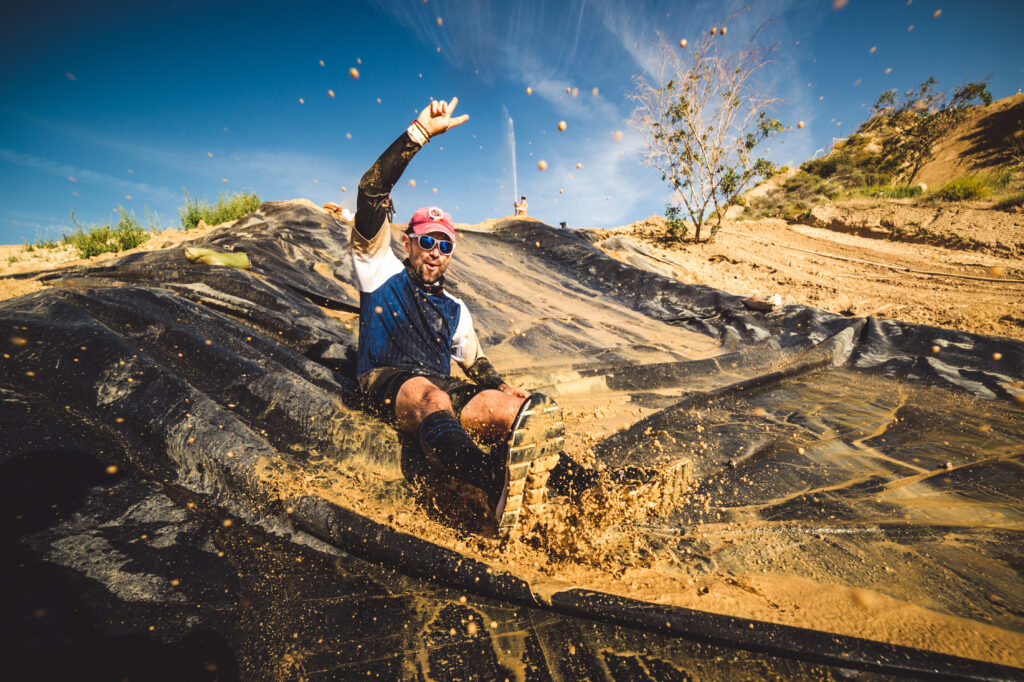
[599,209,1024,341]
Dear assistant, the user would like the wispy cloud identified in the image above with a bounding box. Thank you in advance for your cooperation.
[3,109,363,212]
[3,109,202,175]
[367,0,593,85]
[596,0,818,164]
[557,132,664,227]
[368,0,817,224]
[220,148,361,206]
[0,206,72,236]
[0,148,178,202]
[508,127,664,228]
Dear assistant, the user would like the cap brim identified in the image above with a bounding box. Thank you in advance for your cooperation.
[409,222,456,242]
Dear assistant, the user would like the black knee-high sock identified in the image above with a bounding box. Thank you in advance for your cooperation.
[417,410,493,491]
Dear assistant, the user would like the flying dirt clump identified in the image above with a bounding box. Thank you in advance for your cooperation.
[520,464,690,571]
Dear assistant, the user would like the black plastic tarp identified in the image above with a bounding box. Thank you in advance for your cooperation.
[3,200,1023,679]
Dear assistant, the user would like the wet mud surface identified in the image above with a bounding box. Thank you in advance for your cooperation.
[2,456,861,681]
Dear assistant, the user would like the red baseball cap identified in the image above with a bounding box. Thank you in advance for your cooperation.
[407,206,456,243]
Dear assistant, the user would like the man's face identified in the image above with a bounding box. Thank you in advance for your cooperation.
[402,230,453,284]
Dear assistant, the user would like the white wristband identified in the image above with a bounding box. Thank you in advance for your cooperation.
[407,123,429,146]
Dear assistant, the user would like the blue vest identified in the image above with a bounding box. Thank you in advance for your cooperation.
[356,268,462,377]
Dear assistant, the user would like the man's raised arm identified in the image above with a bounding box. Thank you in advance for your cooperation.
[353,97,469,246]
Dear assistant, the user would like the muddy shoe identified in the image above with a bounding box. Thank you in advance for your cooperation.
[490,393,564,537]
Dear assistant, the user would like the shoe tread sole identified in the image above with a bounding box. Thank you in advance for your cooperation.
[495,394,563,537]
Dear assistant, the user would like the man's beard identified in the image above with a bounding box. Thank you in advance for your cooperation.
[414,259,447,284]
[404,258,448,293]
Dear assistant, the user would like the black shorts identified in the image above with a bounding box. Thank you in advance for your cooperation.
[357,367,489,423]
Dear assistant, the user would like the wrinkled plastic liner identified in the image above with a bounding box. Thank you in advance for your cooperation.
[3,201,1022,678]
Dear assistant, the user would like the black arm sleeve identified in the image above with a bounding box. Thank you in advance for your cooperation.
[465,357,506,390]
[354,131,424,241]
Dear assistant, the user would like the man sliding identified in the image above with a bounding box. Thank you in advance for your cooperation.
[348,96,563,537]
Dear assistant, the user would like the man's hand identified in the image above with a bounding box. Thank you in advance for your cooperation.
[499,383,530,399]
[416,97,469,138]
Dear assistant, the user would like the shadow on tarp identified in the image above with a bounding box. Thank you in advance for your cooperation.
[0,443,862,680]
[2,200,1022,679]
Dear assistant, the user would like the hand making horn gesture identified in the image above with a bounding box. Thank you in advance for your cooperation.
[415,97,469,138]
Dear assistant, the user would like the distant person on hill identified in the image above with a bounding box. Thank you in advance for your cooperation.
[514,196,528,216]
[349,97,563,537]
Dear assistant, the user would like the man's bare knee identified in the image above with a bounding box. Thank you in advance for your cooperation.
[395,377,453,433]
[461,390,525,441]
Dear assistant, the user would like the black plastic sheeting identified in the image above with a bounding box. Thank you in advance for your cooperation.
[2,200,1023,680]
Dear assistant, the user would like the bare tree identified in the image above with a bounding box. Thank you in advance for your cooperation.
[629,10,783,242]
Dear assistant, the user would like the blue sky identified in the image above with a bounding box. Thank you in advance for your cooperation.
[2,0,1022,244]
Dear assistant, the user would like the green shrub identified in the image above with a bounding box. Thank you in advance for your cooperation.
[664,204,689,241]
[994,190,1024,211]
[114,208,150,251]
[933,177,989,201]
[63,207,151,258]
[179,189,261,230]
[178,190,205,231]
[801,135,893,190]
[801,156,837,178]
[982,168,1015,192]
[888,184,923,198]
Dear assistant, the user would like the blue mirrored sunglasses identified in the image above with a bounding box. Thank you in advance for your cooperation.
[415,233,455,255]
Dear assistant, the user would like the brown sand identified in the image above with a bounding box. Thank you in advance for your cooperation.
[0,218,229,301]
[915,92,1024,189]
[600,208,1024,341]
[251,429,1024,668]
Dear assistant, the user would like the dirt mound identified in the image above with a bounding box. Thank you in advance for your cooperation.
[917,92,1024,188]
[799,197,1024,256]
[598,215,1024,341]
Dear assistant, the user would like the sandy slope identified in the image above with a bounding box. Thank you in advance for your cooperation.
[0,219,227,301]
[601,210,1024,342]
[915,92,1024,188]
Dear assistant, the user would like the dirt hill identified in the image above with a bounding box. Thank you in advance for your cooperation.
[916,92,1024,188]
[607,93,1020,341]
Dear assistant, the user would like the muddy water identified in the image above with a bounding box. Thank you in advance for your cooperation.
[621,368,1024,662]
[254,363,1024,666]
